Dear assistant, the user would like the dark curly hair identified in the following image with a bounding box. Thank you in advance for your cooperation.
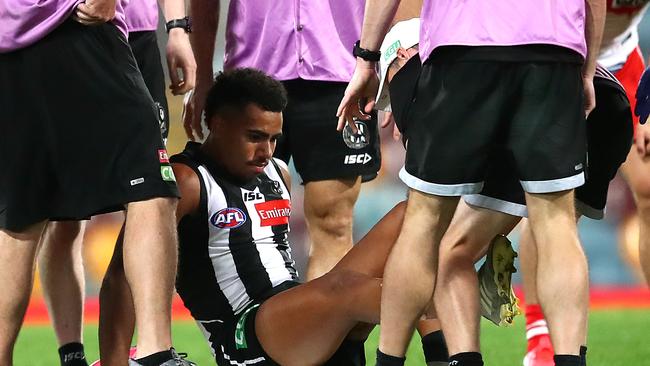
[204,68,288,124]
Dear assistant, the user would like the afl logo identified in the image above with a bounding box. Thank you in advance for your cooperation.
[210,208,247,229]
[342,121,370,149]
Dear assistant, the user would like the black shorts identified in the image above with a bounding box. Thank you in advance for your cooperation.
[129,30,170,140]
[274,79,381,183]
[464,78,633,219]
[401,46,586,196]
[0,20,178,232]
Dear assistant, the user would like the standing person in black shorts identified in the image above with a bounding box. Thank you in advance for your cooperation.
[0,0,196,363]
[378,18,632,366]
[338,1,606,365]
[34,0,175,365]
[183,0,381,281]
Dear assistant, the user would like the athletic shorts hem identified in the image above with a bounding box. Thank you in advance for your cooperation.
[299,171,378,184]
[399,167,483,196]
[575,199,604,220]
[463,194,528,218]
[520,173,585,193]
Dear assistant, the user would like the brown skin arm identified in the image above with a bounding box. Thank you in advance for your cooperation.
[97,164,200,365]
[392,0,422,25]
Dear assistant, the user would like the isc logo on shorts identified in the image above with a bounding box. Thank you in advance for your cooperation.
[344,153,372,165]
[211,208,247,229]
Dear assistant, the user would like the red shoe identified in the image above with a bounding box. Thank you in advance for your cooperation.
[90,346,137,366]
[523,334,554,366]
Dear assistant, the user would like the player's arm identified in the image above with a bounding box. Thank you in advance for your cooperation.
[172,163,201,223]
[392,0,422,25]
[273,158,292,194]
[337,0,402,133]
[583,0,606,115]
[158,0,197,95]
[182,0,220,140]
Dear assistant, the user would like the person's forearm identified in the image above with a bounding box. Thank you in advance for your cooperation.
[190,0,219,86]
[357,0,401,69]
[393,0,422,25]
[583,0,606,79]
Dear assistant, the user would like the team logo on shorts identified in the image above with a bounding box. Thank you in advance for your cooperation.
[210,208,247,229]
[160,165,176,182]
[155,102,167,137]
[342,121,370,149]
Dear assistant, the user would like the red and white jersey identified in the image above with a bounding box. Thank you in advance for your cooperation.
[599,0,650,69]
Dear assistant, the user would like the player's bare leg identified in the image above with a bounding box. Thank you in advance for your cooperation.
[304,177,361,280]
[525,190,588,356]
[620,133,650,285]
[38,221,87,347]
[0,222,46,364]
[257,202,406,365]
[377,191,459,357]
[123,198,177,358]
[435,201,520,354]
[99,227,135,366]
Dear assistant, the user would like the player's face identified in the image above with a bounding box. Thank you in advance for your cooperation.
[213,103,283,181]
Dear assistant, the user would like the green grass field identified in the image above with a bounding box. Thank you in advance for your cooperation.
[14,309,650,365]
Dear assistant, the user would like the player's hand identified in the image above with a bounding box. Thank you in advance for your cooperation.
[635,66,650,125]
[182,85,209,141]
[336,63,379,134]
[166,29,196,96]
[73,0,116,25]
[380,111,402,141]
[583,76,596,118]
[634,123,650,158]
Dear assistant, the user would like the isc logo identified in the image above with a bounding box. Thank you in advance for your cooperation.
[344,153,372,165]
[210,208,247,229]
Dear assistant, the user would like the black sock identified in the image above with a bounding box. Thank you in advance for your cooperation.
[58,342,88,366]
[135,350,174,366]
[376,349,405,366]
[323,339,366,366]
[448,352,483,366]
[554,354,582,366]
[421,331,449,363]
[580,346,588,366]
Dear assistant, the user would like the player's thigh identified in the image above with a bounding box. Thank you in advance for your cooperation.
[441,200,521,262]
[303,178,361,223]
[256,271,381,365]
[621,145,650,201]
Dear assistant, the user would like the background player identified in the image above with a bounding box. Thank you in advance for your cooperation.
[35,1,175,365]
[183,0,381,281]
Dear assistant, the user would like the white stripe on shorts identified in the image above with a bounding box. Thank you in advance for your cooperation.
[399,167,483,196]
[520,172,585,194]
[463,194,528,217]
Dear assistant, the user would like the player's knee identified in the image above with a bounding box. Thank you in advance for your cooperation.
[440,230,481,264]
[305,208,353,243]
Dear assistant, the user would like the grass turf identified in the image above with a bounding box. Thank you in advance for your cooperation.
[14,309,650,365]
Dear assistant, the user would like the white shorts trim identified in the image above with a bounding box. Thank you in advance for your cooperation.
[463,194,528,218]
[520,172,585,194]
[575,199,604,220]
[399,167,483,196]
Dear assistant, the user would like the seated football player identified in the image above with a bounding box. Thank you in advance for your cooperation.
[95,67,451,366]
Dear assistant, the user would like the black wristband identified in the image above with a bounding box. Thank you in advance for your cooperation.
[165,16,192,33]
[353,40,381,62]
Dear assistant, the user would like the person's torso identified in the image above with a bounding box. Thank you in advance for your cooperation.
[173,143,298,322]
[0,0,129,52]
[419,0,586,63]
[125,0,158,33]
[598,0,650,69]
[223,0,365,82]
